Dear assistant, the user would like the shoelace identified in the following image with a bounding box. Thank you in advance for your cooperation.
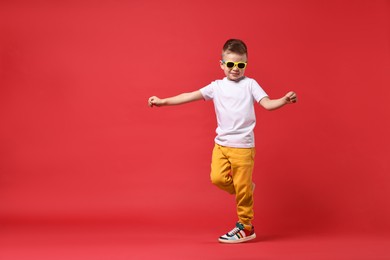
[228,226,242,236]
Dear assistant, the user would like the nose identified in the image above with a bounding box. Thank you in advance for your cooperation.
[231,64,240,71]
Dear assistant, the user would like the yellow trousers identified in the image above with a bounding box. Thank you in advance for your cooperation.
[210,143,255,226]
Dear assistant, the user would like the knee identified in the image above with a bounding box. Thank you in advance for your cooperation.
[210,174,222,186]
[210,172,235,194]
[210,172,229,187]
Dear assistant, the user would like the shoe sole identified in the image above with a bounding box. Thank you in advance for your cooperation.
[218,233,256,244]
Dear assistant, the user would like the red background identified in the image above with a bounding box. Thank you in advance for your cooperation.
[1,0,390,256]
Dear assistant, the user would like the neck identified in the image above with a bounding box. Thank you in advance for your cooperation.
[227,76,245,82]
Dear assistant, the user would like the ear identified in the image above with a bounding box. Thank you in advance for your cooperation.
[219,60,225,70]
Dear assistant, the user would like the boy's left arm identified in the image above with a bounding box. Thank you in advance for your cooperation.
[259,91,297,111]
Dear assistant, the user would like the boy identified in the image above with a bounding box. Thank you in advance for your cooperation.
[148,39,297,243]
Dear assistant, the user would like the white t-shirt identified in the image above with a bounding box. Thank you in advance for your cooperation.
[200,77,268,148]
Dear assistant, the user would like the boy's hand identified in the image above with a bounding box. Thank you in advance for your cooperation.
[284,91,297,104]
[148,96,163,107]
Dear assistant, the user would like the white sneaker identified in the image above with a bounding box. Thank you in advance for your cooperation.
[218,222,256,244]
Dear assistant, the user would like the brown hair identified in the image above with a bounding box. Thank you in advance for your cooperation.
[222,39,248,56]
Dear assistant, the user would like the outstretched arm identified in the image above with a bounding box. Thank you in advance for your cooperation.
[259,91,297,111]
[148,90,204,107]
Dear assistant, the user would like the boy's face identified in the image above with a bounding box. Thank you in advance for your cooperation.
[220,52,247,81]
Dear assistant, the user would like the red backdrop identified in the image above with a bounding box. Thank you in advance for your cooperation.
[1,0,389,237]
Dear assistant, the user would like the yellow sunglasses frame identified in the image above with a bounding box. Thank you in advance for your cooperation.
[221,60,247,69]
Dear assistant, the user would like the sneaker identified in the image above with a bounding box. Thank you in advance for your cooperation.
[218,222,256,244]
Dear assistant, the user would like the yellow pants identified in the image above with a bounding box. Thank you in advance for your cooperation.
[210,143,255,226]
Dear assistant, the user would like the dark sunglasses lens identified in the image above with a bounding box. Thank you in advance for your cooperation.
[238,63,246,69]
[226,62,235,68]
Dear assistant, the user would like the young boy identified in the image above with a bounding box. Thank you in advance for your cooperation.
[148,39,297,243]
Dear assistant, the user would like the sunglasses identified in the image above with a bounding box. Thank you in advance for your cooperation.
[221,60,247,69]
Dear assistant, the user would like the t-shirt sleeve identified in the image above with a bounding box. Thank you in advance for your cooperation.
[251,79,268,102]
[199,81,215,100]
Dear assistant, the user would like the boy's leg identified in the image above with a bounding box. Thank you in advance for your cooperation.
[217,146,256,243]
[229,147,256,226]
[210,144,235,194]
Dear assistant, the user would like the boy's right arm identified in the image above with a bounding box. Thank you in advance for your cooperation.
[148,90,204,107]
